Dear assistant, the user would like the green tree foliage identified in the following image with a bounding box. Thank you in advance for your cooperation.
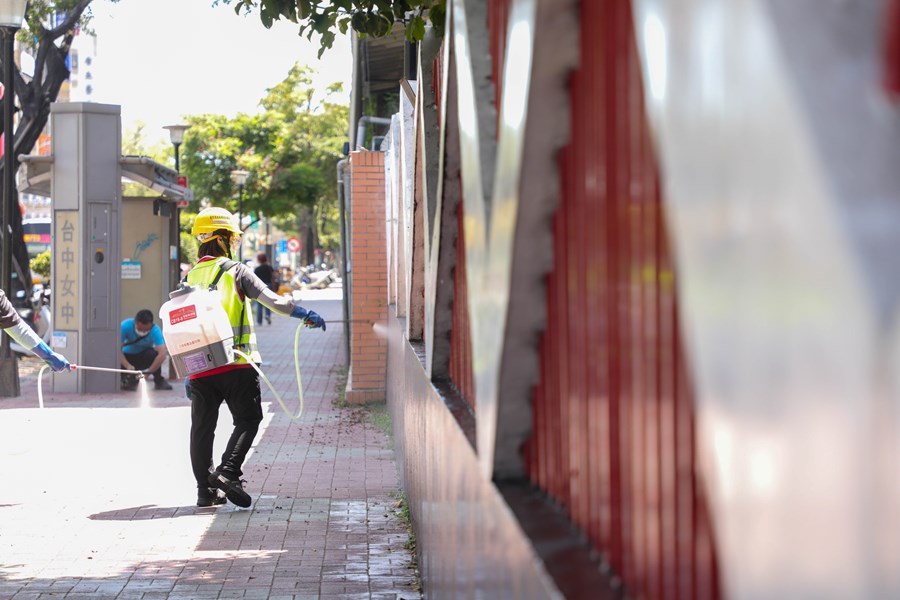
[181,64,348,264]
[215,0,446,56]
[29,250,51,282]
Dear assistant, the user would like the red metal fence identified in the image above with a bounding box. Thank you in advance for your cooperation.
[488,0,511,112]
[513,2,722,598]
[442,1,722,592]
[448,198,475,408]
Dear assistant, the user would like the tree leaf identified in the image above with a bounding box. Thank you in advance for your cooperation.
[408,13,425,41]
[321,30,335,49]
[373,0,393,15]
[296,0,311,20]
[428,1,445,37]
[351,10,367,33]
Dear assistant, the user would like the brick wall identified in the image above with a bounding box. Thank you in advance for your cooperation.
[346,150,388,404]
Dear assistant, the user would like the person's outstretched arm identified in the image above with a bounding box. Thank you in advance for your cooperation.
[232,264,326,331]
[0,289,70,371]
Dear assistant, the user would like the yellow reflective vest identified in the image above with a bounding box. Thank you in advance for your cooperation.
[186,257,261,365]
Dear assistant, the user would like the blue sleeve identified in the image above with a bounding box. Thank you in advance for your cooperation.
[120,319,132,345]
[151,324,165,347]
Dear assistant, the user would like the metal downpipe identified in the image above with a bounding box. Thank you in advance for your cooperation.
[337,158,350,368]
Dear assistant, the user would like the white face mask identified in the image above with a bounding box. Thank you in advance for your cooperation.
[135,326,151,338]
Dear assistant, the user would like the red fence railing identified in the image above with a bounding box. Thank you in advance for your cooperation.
[448,196,475,409]
[519,2,722,598]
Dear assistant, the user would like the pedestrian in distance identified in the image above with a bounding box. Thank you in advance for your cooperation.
[119,309,173,391]
[186,207,325,508]
[253,252,277,326]
[0,287,70,372]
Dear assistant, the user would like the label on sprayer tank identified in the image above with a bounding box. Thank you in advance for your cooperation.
[168,305,198,325]
[159,286,236,377]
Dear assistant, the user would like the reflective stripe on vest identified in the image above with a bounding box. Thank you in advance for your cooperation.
[186,258,261,364]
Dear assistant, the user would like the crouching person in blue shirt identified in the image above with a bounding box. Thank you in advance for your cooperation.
[119,309,173,391]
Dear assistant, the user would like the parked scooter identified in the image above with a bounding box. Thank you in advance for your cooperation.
[306,269,337,290]
[289,266,337,291]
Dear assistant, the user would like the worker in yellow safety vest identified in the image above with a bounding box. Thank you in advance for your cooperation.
[186,206,325,508]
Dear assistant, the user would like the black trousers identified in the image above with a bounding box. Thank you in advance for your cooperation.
[122,348,165,384]
[188,368,263,486]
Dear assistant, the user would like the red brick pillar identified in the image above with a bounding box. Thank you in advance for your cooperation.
[345,150,387,404]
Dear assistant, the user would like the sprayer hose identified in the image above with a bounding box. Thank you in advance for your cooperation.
[234,322,305,420]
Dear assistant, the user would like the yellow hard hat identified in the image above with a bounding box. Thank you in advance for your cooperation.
[191,207,241,238]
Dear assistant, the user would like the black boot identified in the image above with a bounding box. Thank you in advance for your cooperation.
[196,486,226,507]
[208,471,252,507]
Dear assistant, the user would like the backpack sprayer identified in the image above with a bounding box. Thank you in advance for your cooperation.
[160,283,235,377]
[158,280,311,420]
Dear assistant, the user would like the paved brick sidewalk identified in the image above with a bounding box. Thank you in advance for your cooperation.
[0,287,420,600]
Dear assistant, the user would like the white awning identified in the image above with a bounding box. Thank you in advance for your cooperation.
[17,153,193,203]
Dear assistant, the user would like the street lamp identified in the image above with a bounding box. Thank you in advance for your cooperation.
[163,125,190,238]
[0,0,28,398]
[230,169,249,262]
[163,124,190,172]
[163,124,190,383]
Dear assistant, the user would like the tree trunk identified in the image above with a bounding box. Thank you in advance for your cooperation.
[2,5,88,295]
[296,204,318,267]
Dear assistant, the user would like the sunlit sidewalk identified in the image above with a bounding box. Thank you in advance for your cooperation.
[0,286,420,600]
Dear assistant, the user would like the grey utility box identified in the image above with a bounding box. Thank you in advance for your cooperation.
[50,102,122,393]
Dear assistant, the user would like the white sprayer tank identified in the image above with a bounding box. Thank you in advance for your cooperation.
[159,284,235,378]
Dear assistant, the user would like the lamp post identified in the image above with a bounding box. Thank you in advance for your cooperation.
[163,125,190,383]
[163,125,188,335]
[163,124,189,279]
[230,169,249,262]
[0,0,27,398]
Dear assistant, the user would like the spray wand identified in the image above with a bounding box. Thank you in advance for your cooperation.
[321,319,376,324]
[36,364,146,409]
[35,320,382,415]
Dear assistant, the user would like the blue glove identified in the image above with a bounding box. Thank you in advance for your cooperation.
[290,305,326,331]
[32,341,71,372]
[305,310,326,331]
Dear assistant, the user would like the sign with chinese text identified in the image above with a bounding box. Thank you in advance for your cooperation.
[53,212,80,330]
